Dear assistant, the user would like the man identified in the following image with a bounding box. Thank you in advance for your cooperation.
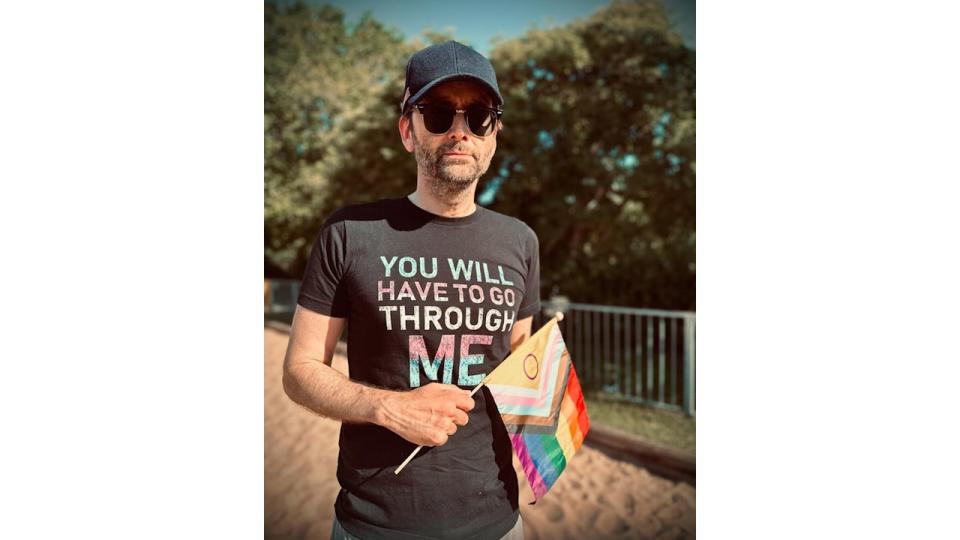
[282,41,539,540]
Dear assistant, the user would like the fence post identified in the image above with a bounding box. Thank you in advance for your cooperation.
[683,314,696,416]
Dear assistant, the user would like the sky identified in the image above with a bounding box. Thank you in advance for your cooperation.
[296,0,695,54]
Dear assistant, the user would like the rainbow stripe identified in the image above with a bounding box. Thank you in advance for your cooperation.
[484,318,590,502]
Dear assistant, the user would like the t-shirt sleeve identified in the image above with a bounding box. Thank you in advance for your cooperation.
[297,215,350,318]
[516,225,541,320]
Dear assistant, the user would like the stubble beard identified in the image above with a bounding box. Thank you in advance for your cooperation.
[412,129,493,200]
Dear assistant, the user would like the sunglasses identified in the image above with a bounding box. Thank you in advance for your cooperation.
[409,103,502,137]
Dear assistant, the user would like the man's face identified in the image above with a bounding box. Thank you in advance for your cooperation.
[400,80,500,194]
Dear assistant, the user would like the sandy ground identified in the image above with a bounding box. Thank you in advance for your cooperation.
[265,327,695,539]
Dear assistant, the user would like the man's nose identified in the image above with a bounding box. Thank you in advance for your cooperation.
[447,111,470,140]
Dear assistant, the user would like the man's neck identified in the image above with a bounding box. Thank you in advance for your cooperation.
[409,177,478,218]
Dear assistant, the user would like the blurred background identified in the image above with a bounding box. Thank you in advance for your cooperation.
[265,1,696,538]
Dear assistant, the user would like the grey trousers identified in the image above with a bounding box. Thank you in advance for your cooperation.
[330,513,524,540]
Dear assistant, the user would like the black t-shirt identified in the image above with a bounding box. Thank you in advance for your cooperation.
[297,196,541,540]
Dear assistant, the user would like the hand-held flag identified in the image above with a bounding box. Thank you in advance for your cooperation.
[483,314,590,503]
[393,314,590,503]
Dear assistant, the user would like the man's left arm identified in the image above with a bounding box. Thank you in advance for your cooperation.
[510,224,539,351]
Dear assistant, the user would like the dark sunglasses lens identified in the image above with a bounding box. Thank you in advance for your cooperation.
[466,108,496,136]
[422,107,454,134]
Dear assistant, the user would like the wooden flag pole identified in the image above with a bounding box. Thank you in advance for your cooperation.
[394,312,563,475]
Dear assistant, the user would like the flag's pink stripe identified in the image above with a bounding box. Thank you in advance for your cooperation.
[511,433,548,501]
[541,325,561,372]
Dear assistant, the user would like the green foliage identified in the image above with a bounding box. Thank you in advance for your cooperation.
[487,0,695,309]
[264,0,695,309]
[264,2,411,271]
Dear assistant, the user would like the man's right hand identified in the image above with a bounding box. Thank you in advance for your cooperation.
[378,383,475,447]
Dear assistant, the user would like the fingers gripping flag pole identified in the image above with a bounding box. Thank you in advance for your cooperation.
[394,313,591,504]
[392,380,485,475]
[393,328,522,477]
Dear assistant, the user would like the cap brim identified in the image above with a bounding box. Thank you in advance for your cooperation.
[405,73,503,109]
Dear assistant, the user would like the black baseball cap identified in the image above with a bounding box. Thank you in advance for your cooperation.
[400,41,504,112]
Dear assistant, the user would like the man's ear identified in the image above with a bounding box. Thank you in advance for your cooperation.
[399,113,414,153]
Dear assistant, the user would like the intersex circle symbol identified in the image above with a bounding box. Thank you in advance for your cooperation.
[523,353,539,380]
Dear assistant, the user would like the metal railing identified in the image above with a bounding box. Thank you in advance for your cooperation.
[265,279,300,314]
[540,299,696,416]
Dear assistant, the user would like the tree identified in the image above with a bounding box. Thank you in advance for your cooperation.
[264,2,411,272]
[486,0,695,309]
